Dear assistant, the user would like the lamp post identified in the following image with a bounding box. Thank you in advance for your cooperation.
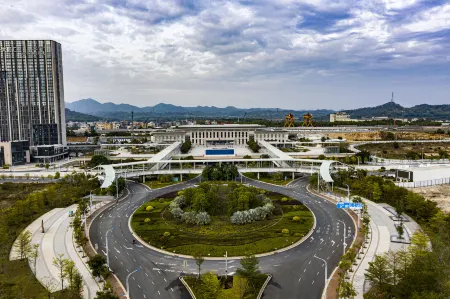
[313,255,327,288]
[338,220,347,256]
[126,266,141,298]
[344,184,350,201]
[106,227,114,271]
[317,171,320,193]
[225,251,228,279]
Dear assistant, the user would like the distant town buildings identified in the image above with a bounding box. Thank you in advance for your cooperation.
[330,112,352,122]
[0,40,67,165]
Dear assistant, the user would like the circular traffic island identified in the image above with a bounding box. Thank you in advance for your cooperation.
[131,182,314,257]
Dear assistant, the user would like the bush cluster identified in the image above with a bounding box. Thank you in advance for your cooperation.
[169,195,212,226]
[230,199,275,225]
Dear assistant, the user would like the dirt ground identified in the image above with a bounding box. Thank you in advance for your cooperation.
[67,136,89,142]
[408,185,450,212]
[327,131,441,141]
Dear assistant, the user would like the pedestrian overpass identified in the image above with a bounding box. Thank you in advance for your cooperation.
[96,140,350,188]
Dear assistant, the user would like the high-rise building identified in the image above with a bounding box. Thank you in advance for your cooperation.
[0,40,67,165]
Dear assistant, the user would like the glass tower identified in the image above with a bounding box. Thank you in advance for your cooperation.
[0,40,66,146]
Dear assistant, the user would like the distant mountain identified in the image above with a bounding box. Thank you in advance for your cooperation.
[343,102,450,120]
[65,108,103,122]
[65,99,334,120]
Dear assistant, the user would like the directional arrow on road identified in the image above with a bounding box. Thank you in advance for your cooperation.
[123,246,133,250]
[331,240,335,246]
[320,238,324,244]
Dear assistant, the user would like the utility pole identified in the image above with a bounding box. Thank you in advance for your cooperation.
[344,184,350,201]
[317,171,320,193]
[116,176,119,203]
[131,111,134,140]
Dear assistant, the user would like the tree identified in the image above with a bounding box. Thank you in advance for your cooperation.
[88,254,108,279]
[54,171,61,179]
[95,283,119,299]
[180,140,192,154]
[236,254,261,293]
[199,272,221,299]
[64,260,77,289]
[71,271,83,297]
[365,255,392,294]
[52,253,68,290]
[42,277,58,299]
[45,163,50,170]
[410,230,430,253]
[339,280,357,298]
[29,243,40,275]
[88,155,110,168]
[194,254,204,279]
[14,230,32,259]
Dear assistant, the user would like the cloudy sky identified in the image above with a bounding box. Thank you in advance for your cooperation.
[1,0,449,109]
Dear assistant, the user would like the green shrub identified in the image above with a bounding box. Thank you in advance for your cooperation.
[282,228,289,234]
[292,216,300,222]
[281,197,289,202]
[144,218,151,223]
[146,205,154,211]
[163,231,171,237]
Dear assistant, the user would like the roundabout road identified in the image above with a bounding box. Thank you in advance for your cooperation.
[90,177,355,299]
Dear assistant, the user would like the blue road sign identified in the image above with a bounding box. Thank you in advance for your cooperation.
[336,202,363,209]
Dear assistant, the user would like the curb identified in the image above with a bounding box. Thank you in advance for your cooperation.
[179,276,197,299]
[257,274,273,299]
[128,186,317,260]
[87,193,128,296]
[306,186,358,299]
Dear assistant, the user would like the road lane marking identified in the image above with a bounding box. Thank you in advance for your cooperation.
[158,291,160,295]
[304,269,306,272]
[312,280,315,284]
[317,272,319,275]
[164,278,167,282]
[137,284,140,288]
[298,278,302,282]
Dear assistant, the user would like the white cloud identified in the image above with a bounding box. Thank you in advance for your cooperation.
[0,0,448,109]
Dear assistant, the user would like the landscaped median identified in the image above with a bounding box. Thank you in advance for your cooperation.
[130,182,314,257]
[180,255,271,299]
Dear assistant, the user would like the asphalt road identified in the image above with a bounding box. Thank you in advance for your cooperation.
[89,176,355,299]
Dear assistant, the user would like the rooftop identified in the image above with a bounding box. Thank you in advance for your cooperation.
[177,124,263,129]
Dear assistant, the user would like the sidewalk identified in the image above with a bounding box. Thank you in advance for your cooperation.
[9,204,105,298]
[351,198,421,298]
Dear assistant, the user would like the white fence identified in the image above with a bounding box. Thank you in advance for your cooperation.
[395,177,450,188]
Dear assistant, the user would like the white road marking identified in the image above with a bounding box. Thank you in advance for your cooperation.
[304,269,306,272]
[137,284,140,288]
[171,288,174,292]
[158,291,160,295]
[164,278,167,282]
[145,273,149,277]
[312,280,315,284]
[298,278,302,282]
[317,272,319,275]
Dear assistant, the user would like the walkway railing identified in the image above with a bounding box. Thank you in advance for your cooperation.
[395,177,450,188]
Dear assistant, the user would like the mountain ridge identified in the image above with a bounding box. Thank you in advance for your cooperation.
[65,99,450,120]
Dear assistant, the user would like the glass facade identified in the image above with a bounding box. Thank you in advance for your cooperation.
[0,40,66,146]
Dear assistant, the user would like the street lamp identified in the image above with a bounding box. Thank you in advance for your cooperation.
[83,206,89,233]
[338,220,347,256]
[126,266,141,298]
[225,251,228,279]
[344,184,350,201]
[313,255,327,288]
[106,227,114,271]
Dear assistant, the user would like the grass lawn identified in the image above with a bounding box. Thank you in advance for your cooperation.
[0,182,50,209]
[0,259,66,298]
[357,142,450,160]
[142,174,199,189]
[243,173,293,186]
[131,191,313,257]
[184,274,268,299]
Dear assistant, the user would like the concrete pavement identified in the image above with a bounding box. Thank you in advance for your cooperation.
[10,204,101,298]
[350,198,421,298]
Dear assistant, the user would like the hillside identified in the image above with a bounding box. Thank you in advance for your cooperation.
[65,108,102,122]
[65,99,334,120]
[343,102,450,120]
